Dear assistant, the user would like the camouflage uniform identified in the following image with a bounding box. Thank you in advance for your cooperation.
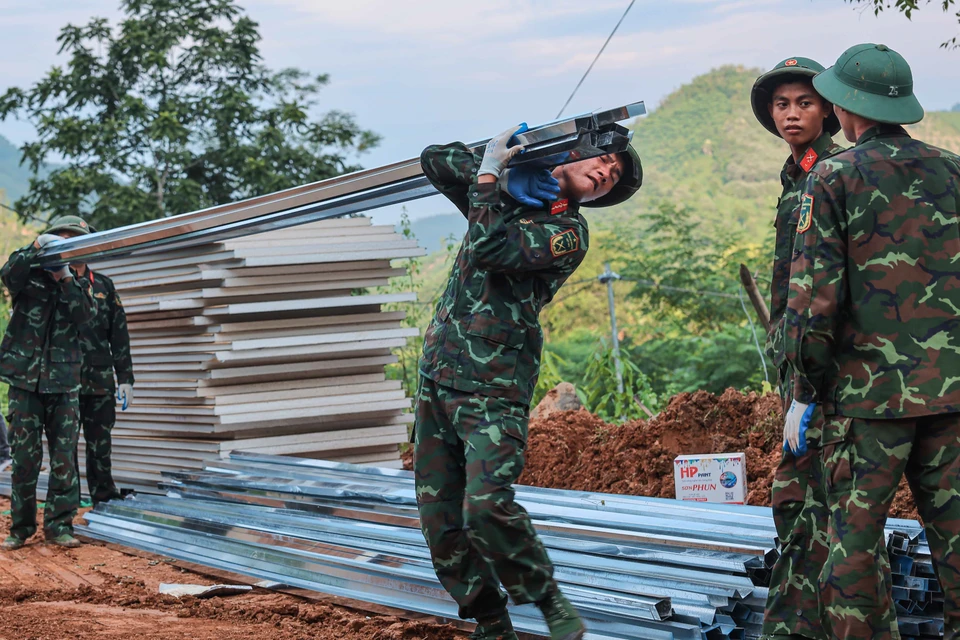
[414,142,589,620]
[786,117,960,638]
[0,243,95,540]
[0,413,9,461]
[75,268,132,504]
[763,132,843,640]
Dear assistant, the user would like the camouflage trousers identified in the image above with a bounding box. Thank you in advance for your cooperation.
[819,413,960,640]
[762,404,829,640]
[413,376,556,620]
[78,393,121,505]
[8,387,81,540]
[0,412,9,460]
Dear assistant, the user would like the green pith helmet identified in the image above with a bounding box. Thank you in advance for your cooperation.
[44,215,92,236]
[582,144,643,208]
[751,57,842,138]
[813,43,923,125]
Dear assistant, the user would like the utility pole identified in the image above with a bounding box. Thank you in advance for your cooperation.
[598,263,624,394]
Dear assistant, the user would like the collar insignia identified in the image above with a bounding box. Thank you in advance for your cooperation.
[799,147,819,172]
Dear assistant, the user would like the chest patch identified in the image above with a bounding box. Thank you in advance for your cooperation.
[550,229,579,257]
[798,194,814,233]
[94,292,107,300]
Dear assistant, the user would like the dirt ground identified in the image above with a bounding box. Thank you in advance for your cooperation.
[0,498,465,640]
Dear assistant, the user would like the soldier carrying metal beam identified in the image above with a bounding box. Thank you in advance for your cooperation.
[0,215,97,551]
[413,123,642,640]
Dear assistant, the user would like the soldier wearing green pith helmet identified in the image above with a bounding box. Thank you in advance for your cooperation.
[751,56,843,640]
[784,44,960,639]
[0,215,96,551]
[414,125,642,640]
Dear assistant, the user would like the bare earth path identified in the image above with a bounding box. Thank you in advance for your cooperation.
[0,497,464,640]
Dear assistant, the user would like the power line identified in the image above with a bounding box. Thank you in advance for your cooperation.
[619,277,740,300]
[556,0,637,119]
[549,280,598,305]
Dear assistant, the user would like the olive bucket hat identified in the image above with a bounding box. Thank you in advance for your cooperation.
[44,215,92,236]
[813,43,924,125]
[582,144,643,208]
[751,57,842,138]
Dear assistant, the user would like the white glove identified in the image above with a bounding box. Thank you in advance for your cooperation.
[783,400,812,455]
[117,384,134,411]
[36,233,62,248]
[48,265,71,281]
[477,123,528,179]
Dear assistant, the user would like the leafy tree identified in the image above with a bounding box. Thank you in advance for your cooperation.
[620,203,762,333]
[846,0,960,48]
[627,324,772,396]
[0,0,379,230]
[380,210,459,399]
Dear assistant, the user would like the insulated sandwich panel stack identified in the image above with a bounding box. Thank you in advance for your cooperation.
[7,217,425,494]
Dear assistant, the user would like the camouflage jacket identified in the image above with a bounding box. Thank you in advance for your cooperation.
[767,132,844,401]
[785,125,960,418]
[75,268,134,395]
[418,142,589,405]
[0,244,96,393]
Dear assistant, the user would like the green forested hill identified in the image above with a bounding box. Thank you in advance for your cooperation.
[610,65,960,236]
[0,134,40,205]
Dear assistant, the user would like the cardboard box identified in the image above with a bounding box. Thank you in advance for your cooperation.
[673,453,747,504]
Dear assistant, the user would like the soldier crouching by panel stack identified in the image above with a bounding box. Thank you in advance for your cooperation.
[71,239,134,506]
[413,124,642,640]
[0,215,96,550]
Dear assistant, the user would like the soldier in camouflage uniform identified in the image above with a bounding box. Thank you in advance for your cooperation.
[71,254,133,505]
[785,44,960,639]
[0,215,96,550]
[0,413,10,471]
[415,124,642,640]
[751,57,843,640]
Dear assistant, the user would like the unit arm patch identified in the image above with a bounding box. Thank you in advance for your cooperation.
[549,229,580,257]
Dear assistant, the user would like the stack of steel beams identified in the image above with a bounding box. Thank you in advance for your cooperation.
[76,453,944,639]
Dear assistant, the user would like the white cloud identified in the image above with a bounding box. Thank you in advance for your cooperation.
[262,0,626,40]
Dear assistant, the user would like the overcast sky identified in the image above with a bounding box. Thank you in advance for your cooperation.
[1,0,958,224]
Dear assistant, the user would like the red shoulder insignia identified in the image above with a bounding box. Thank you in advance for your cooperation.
[550,199,569,215]
[798,194,814,233]
[549,229,579,257]
[799,147,818,172]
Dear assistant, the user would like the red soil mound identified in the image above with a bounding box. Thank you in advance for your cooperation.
[402,388,920,520]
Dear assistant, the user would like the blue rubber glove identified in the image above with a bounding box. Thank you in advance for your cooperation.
[501,166,561,207]
[783,401,816,456]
